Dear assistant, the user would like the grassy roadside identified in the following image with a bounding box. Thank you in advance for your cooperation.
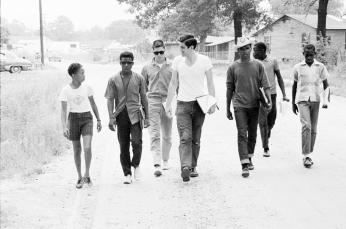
[0,67,69,178]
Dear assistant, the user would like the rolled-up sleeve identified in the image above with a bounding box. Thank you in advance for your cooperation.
[104,78,115,99]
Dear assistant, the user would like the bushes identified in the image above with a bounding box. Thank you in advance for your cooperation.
[0,69,69,177]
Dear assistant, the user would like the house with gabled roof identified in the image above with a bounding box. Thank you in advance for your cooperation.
[252,14,346,61]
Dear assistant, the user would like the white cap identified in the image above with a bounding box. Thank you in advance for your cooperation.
[236,36,254,49]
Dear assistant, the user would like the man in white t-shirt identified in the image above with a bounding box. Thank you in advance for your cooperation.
[165,34,216,182]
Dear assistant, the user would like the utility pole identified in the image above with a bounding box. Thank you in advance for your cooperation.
[39,0,44,65]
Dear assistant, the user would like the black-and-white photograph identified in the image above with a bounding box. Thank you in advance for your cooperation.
[1,0,346,228]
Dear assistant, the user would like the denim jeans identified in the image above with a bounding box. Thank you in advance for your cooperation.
[176,101,205,169]
[234,107,260,164]
[116,108,142,176]
[148,97,173,166]
[258,94,277,150]
[297,101,320,155]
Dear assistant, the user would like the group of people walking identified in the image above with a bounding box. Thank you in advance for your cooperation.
[59,34,330,188]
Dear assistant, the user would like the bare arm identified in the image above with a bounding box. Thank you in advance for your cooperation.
[89,96,101,121]
[226,67,234,120]
[166,70,178,109]
[292,81,298,114]
[107,99,114,119]
[60,101,69,138]
[275,69,288,100]
[206,69,215,97]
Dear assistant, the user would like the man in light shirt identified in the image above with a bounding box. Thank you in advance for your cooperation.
[165,34,216,182]
[292,44,330,168]
[141,40,173,177]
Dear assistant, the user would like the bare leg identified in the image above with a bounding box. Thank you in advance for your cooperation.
[72,140,82,179]
[82,135,92,178]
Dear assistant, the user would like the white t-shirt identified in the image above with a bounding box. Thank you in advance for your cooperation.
[59,83,93,113]
[172,53,213,101]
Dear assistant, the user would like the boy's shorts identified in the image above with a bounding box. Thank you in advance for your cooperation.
[68,112,93,141]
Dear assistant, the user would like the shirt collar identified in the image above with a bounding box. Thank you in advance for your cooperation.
[300,59,321,66]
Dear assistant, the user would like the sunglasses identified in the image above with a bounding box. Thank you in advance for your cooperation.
[120,61,133,65]
[154,51,165,55]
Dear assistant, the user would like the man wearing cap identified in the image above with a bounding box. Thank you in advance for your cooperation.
[292,44,330,168]
[165,34,216,182]
[141,40,173,177]
[253,42,290,157]
[105,51,149,184]
[226,36,271,178]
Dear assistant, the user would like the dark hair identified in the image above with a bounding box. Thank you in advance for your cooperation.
[254,42,267,51]
[178,34,197,49]
[303,44,316,52]
[152,39,165,49]
[67,63,82,76]
[119,51,134,61]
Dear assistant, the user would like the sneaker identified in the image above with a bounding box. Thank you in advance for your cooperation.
[241,164,250,178]
[134,166,142,180]
[190,167,199,177]
[303,157,314,168]
[76,178,84,189]
[162,161,170,170]
[248,158,254,170]
[154,165,162,177]
[83,177,92,186]
[263,149,270,157]
[123,174,132,184]
[181,167,190,182]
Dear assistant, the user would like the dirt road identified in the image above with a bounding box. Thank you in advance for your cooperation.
[1,62,346,229]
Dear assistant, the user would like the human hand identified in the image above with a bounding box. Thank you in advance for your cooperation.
[283,96,290,102]
[226,110,233,120]
[97,120,102,132]
[208,104,216,114]
[63,127,70,139]
[292,103,299,115]
[322,104,328,109]
[108,118,116,131]
[166,105,173,118]
[265,103,272,112]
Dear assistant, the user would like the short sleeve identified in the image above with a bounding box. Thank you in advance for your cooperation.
[320,65,329,81]
[87,85,94,97]
[273,59,279,71]
[104,78,116,99]
[204,56,213,72]
[172,56,179,71]
[293,65,299,82]
[59,87,67,102]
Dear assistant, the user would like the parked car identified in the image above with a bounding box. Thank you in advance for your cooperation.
[0,51,33,73]
[48,55,62,62]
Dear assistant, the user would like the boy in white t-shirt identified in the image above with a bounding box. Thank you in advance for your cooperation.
[59,63,102,189]
[165,34,216,182]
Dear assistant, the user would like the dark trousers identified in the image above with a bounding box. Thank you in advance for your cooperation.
[116,108,142,176]
[176,101,205,169]
[259,94,277,150]
[234,107,259,164]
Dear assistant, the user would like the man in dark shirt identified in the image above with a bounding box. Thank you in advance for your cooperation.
[226,37,271,178]
[105,51,149,184]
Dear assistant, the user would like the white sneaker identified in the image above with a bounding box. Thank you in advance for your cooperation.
[154,166,162,177]
[162,161,170,170]
[134,166,142,181]
[263,149,270,157]
[123,174,132,184]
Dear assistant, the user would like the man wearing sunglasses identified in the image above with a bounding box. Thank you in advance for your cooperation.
[226,37,271,178]
[141,40,173,177]
[105,51,149,184]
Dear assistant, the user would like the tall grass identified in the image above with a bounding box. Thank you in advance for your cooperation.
[0,68,69,178]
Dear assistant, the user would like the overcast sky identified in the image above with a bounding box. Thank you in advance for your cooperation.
[1,0,135,30]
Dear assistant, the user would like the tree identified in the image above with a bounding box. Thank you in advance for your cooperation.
[0,25,10,45]
[46,16,74,41]
[104,20,146,44]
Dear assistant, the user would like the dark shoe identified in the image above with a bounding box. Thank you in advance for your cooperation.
[181,167,190,182]
[76,178,84,189]
[241,164,250,178]
[190,167,199,177]
[154,165,162,177]
[248,158,254,170]
[83,177,92,186]
[263,148,270,157]
[303,157,313,168]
